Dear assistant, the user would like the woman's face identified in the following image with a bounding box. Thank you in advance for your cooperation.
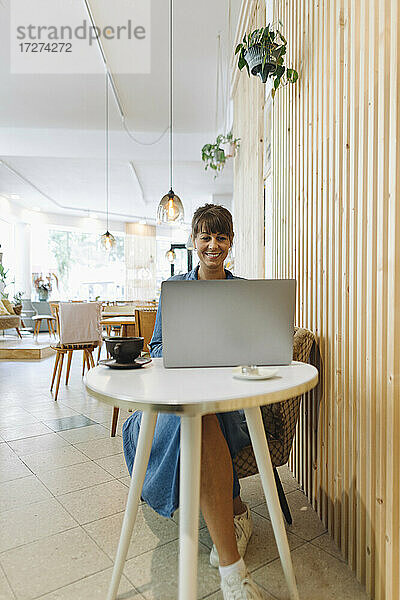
[194,229,231,271]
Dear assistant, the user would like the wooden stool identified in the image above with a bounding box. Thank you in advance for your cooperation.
[32,315,56,338]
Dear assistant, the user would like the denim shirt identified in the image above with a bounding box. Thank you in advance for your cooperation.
[149,265,236,357]
[124,264,250,517]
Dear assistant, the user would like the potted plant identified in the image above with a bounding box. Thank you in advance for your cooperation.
[235,24,298,97]
[0,265,8,296]
[12,291,24,315]
[201,132,241,176]
[38,282,51,301]
[33,275,53,301]
[220,131,240,158]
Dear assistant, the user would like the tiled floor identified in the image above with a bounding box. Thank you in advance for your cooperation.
[0,346,368,600]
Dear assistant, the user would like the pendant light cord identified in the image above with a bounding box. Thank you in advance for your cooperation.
[225,0,231,134]
[215,32,221,133]
[105,71,109,231]
[169,0,173,191]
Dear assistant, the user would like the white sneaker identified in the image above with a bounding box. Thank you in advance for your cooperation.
[221,570,264,600]
[210,504,253,567]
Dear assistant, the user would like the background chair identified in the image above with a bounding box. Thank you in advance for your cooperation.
[0,303,22,338]
[101,303,134,338]
[110,307,157,436]
[17,299,36,335]
[233,326,315,525]
[134,307,158,354]
[101,304,135,317]
[50,302,102,401]
[49,302,60,333]
[31,301,56,338]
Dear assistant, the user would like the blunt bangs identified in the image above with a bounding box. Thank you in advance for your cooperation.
[192,204,234,241]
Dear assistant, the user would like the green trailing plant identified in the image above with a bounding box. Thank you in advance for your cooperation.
[0,264,8,285]
[201,132,241,176]
[0,265,14,299]
[235,23,298,97]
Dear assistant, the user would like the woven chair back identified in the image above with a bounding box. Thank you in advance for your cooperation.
[233,326,316,478]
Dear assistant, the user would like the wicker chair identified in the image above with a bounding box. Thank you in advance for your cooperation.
[233,326,315,524]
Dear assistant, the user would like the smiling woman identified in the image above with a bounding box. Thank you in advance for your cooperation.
[191,204,234,280]
[149,203,237,357]
[121,203,265,599]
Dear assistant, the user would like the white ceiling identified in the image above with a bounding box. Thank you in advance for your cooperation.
[0,0,241,225]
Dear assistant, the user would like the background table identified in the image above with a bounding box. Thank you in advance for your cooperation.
[85,359,318,600]
[100,316,136,337]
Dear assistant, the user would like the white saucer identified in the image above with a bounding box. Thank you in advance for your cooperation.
[232,367,279,381]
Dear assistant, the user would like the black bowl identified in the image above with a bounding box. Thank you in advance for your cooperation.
[104,337,144,364]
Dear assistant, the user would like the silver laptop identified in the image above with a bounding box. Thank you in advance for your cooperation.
[161,279,296,368]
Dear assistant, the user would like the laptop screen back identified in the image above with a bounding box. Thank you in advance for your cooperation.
[161,279,296,368]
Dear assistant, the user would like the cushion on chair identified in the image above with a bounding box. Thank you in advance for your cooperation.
[1,299,15,315]
[0,314,21,330]
[0,301,9,316]
[32,315,55,320]
[58,302,102,345]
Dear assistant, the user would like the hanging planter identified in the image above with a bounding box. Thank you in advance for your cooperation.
[201,132,240,176]
[235,24,298,97]
[244,44,276,83]
[220,140,236,158]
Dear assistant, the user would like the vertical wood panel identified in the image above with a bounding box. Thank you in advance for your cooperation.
[356,0,368,583]
[232,0,400,597]
[233,1,265,279]
[386,6,400,599]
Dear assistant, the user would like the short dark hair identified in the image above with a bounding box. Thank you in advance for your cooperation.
[191,204,234,242]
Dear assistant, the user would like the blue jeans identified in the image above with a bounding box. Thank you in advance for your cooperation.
[122,410,250,518]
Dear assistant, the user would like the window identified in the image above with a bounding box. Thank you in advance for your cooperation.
[43,228,125,301]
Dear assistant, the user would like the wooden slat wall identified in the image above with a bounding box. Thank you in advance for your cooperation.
[232,0,400,598]
[232,0,265,279]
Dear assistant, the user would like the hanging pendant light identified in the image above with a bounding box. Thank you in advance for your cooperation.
[165,248,176,263]
[100,229,115,251]
[157,0,184,225]
[100,72,116,251]
[185,234,194,250]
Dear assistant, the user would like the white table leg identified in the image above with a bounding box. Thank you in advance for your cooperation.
[106,411,157,600]
[244,406,300,600]
[179,415,202,600]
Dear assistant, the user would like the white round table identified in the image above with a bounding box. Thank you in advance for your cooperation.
[85,358,318,600]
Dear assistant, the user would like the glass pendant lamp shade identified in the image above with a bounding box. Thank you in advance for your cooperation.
[165,248,176,263]
[185,234,194,250]
[157,0,185,224]
[157,189,184,224]
[100,73,115,251]
[100,230,116,251]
